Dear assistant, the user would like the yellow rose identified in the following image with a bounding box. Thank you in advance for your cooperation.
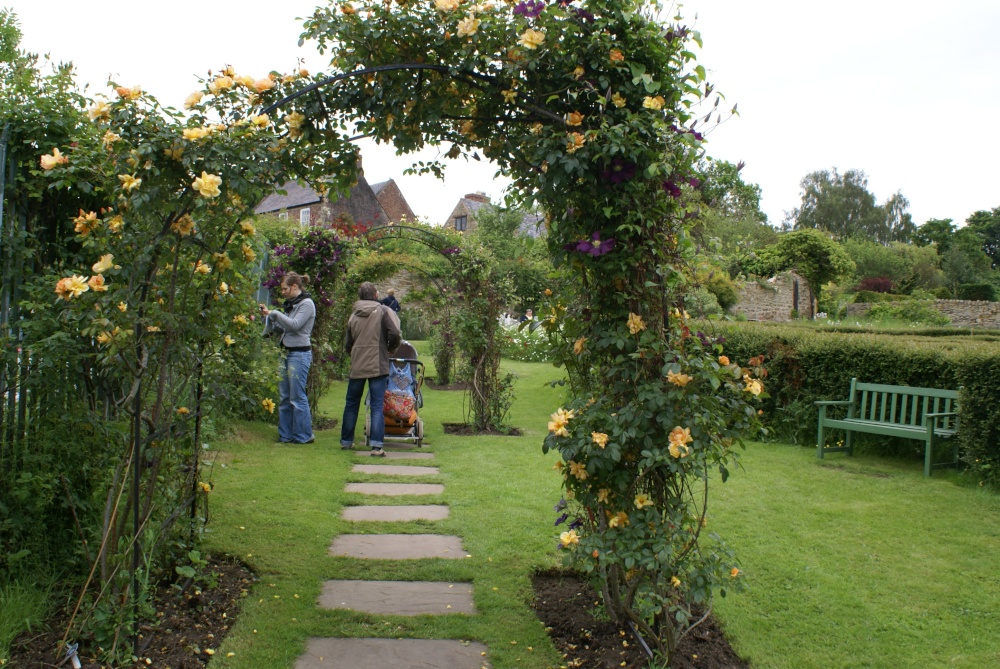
[40,148,68,170]
[596,488,610,504]
[176,407,190,415]
[559,530,580,547]
[253,78,276,92]
[670,576,681,588]
[241,243,256,262]
[591,432,608,449]
[240,221,257,236]
[634,493,653,509]
[115,85,142,100]
[730,567,741,578]
[184,91,204,108]
[262,398,276,413]
[572,66,585,79]
[87,274,108,292]
[198,481,212,493]
[55,275,89,301]
[118,174,142,192]
[610,49,625,62]
[73,210,99,235]
[642,95,665,111]
[341,3,356,14]
[208,76,234,95]
[573,336,587,355]
[501,89,518,103]
[668,426,693,458]
[568,460,588,481]
[435,0,459,10]
[627,312,645,335]
[224,335,235,346]
[87,100,111,122]
[566,111,584,127]
[183,127,211,141]
[250,114,271,128]
[719,355,730,366]
[457,16,481,37]
[666,370,693,387]
[92,254,115,274]
[608,511,629,528]
[107,215,124,233]
[118,302,128,312]
[212,252,233,271]
[171,214,196,236]
[192,171,222,198]
[518,29,545,50]
[194,260,212,275]
[610,92,626,108]
[96,331,113,345]
[565,132,586,154]
[285,112,305,131]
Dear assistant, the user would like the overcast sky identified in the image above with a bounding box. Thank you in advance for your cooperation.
[6,0,999,227]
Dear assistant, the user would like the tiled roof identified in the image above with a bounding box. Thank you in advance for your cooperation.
[369,180,390,195]
[517,212,546,238]
[253,181,322,214]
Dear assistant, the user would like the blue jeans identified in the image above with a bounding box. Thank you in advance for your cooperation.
[278,350,313,443]
[340,375,387,449]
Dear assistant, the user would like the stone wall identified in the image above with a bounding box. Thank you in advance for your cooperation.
[730,271,814,322]
[847,299,1000,328]
[375,269,421,303]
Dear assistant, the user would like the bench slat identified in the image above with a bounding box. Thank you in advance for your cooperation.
[879,392,888,422]
[889,392,898,423]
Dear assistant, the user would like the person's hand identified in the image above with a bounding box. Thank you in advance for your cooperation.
[259,303,270,317]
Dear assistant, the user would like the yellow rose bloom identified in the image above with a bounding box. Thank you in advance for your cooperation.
[596,488,610,504]
[719,355,730,366]
[208,76,234,95]
[572,66,585,78]
[250,114,271,128]
[88,100,111,122]
[74,210,99,235]
[118,174,142,192]
[55,275,89,301]
[102,130,121,147]
[40,148,69,170]
[529,122,544,135]
[642,95,665,111]
[573,336,587,355]
[224,335,235,346]
[730,568,741,578]
[253,77,276,92]
[118,302,128,312]
[608,511,629,528]
[744,377,764,396]
[566,111,584,127]
[568,460,588,481]
[559,530,580,547]
[171,214,196,236]
[501,89,518,103]
[627,312,645,334]
[240,221,256,236]
[457,16,481,37]
[670,576,681,588]
[87,275,108,292]
[241,243,256,262]
[565,132,586,154]
[96,331,113,345]
[194,260,212,275]
[198,481,212,493]
[262,398,276,413]
[183,127,211,141]
[609,49,625,62]
[233,314,249,326]
[666,370,693,387]
[184,91,204,108]
[435,0,459,10]
[634,493,653,509]
[115,85,142,100]
[176,406,190,415]
[668,426,693,458]
[92,254,115,274]
[212,252,233,272]
[341,3,356,14]
[107,215,124,233]
[591,432,609,449]
[192,171,222,198]
[610,92,626,108]
[518,28,545,50]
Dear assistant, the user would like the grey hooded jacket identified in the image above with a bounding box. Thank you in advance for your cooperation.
[264,295,316,349]
[345,300,401,379]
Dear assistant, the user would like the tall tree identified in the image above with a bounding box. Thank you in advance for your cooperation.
[913,218,956,252]
[965,207,1000,268]
[745,228,855,305]
[786,168,914,244]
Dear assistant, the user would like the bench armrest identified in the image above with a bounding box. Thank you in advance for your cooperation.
[925,411,958,418]
[815,400,851,406]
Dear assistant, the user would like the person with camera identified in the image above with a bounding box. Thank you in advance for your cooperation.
[260,272,316,444]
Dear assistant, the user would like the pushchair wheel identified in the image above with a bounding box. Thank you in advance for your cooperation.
[364,412,370,447]
[415,417,424,448]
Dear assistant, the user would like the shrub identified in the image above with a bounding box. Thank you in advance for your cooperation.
[956,283,997,302]
[853,290,910,303]
[855,276,894,293]
[866,300,950,326]
[706,272,740,310]
[499,322,555,363]
[934,286,955,299]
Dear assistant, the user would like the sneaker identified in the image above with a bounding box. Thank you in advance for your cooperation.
[302,438,315,444]
[341,444,354,451]
[370,448,387,457]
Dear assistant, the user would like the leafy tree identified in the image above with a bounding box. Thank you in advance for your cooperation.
[786,168,915,244]
[747,229,855,304]
[697,158,766,224]
[942,228,993,291]
[913,218,956,253]
[471,205,553,312]
[841,238,912,286]
[965,206,1000,268]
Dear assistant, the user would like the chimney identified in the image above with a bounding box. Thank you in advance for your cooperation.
[355,152,364,177]
[464,192,490,203]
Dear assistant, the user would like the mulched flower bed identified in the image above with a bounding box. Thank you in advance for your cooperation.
[532,568,749,669]
[8,556,255,669]
[424,379,470,391]
[442,422,522,436]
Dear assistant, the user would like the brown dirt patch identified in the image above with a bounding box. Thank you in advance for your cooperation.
[314,415,339,431]
[442,422,522,436]
[532,569,749,669]
[8,555,255,669]
[425,379,469,390]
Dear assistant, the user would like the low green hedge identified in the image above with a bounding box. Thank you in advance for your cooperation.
[701,322,1000,486]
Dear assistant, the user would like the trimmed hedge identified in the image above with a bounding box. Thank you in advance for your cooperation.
[702,322,1000,485]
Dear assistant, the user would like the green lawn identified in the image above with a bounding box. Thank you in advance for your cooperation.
[5,354,997,668]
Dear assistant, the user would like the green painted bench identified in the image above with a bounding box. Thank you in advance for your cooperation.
[816,378,960,477]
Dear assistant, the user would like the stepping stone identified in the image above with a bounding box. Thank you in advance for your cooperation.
[383,451,434,460]
[318,580,475,615]
[345,483,443,496]
[329,534,466,559]
[352,464,440,476]
[342,505,450,522]
[295,638,490,669]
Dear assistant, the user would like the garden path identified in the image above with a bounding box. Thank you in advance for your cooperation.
[293,444,491,669]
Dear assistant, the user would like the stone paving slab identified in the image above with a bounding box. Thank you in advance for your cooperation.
[342,505,450,522]
[352,464,440,476]
[382,450,434,460]
[318,580,475,615]
[345,482,444,496]
[329,534,466,559]
[295,638,489,669]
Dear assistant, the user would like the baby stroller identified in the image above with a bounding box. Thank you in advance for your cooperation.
[364,341,425,448]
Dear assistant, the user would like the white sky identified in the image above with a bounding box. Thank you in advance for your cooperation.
[6,0,999,227]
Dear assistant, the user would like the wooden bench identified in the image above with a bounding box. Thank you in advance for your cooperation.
[816,378,960,477]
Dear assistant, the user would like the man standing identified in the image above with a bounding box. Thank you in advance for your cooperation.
[341,282,402,456]
[380,288,401,313]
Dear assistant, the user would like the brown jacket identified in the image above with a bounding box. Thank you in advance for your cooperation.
[345,300,401,379]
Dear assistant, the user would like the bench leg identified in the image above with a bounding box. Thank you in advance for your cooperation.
[816,409,826,459]
[924,423,935,478]
[846,429,853,457]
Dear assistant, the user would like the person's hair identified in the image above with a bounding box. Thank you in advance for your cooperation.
[282,272,310,290]
[358,282,378,300]
[386,289,395,297]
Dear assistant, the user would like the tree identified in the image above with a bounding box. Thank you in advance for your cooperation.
[747,229,855,304]
[965,207,1000,269]
[942,228,992,291]
[913,218,956,253]
[786,168,915,244]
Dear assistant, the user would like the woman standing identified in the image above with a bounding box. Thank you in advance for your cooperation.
[261,272,316,444]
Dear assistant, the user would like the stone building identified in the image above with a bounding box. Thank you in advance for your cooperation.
[443,192,545,237]
[370,179,417,224]
[730,270,815,321]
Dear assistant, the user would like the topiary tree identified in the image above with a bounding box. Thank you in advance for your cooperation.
[301,0,765,660]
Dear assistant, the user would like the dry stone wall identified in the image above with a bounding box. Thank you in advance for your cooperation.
[731,271,814,322]
[847,300,1000,328]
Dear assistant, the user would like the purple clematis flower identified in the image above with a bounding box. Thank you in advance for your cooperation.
[662,180,682,198]
[554,498,567,512]
[568,518,584,530]
[573,8,595,22]
[554,513,569,526]
[514,0,545,19]
[600,158,637,185]
[688,176,701,189]
[574,232,616,257]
